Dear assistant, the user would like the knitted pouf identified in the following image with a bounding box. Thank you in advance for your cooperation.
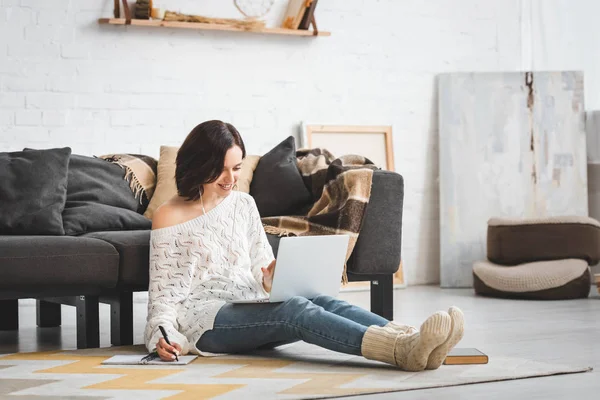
[487,216,600,266]
[473,259,591,300]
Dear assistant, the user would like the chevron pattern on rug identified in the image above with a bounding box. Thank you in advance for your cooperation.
[0,344,592,399]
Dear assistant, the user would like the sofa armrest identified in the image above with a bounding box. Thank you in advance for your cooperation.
[346,170,404,276]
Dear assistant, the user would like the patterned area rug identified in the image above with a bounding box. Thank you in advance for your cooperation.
[0,343,591,399]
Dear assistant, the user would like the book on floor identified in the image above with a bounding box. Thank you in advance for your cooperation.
[443,348,488,365]
[101,354,197,366]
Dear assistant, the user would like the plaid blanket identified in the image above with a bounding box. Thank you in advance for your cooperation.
[262,148,379,283]
[97,153,158,212]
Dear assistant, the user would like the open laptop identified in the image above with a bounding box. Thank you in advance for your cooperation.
[228,234,350,304]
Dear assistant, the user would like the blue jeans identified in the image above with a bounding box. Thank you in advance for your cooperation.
[196,295,389,355]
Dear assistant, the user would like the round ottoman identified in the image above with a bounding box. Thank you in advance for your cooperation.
[473,259,591,300]
[487,216,600,266]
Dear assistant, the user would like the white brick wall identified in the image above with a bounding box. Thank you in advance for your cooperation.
[1,0,599,284]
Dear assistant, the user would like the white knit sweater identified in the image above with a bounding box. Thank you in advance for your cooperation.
[144,191,275,356]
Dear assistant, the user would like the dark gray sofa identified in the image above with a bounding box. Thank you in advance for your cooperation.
[0,170,404,349]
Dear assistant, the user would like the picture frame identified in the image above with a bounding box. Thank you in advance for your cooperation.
[302,124,395,170]
[301,123,405,289]
[280,0,307,29]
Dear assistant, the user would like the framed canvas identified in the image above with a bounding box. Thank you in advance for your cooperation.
[302,124,405,288]
[303,124,395,170]
[438,71,587,288]
[280,0,307,29]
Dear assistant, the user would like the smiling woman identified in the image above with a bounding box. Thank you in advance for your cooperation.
[144,119,464,370]
[175,120,246,203]
[148,121,247,231]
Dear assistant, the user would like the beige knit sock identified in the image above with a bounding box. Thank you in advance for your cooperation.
[361,325,406,366]
[425,306,465,370]
[384,321,418,335]
[403,311,452,371]
[362,311,451,371]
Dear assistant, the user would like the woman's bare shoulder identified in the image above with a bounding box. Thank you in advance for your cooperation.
[152,197,192,230]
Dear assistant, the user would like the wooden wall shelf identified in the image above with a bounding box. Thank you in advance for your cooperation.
[98,18,330,37]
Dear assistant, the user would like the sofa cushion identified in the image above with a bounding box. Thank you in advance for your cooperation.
[62,154,152,235]
[237,155,261,193]
[0,236,119,292]
[250,136,312,217]
[487,216,600,266]
[83,230,151,289]
[63,202,151,236]
[473,259,591,300]
[143,146,178,220]
[0,147,71,235]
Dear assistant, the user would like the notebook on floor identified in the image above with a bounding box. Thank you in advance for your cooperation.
[101,354,197,366]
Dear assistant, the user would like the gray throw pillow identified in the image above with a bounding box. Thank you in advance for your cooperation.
[23,150,152,235]
[0,147,71,235]
[250,136,313,217]
[62,201,151,235]
[62,154,151,235]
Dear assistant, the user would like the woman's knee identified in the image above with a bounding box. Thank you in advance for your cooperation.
[197,330,227,353]
[283,295,312,309]
[280,296,325,326]
[311,294,338,306]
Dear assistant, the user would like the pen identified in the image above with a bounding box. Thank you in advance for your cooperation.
[158,325,179,361]
[140,351,159,364]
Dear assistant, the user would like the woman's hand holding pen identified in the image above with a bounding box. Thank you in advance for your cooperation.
[156,337,182,361]
[261,259,276,293]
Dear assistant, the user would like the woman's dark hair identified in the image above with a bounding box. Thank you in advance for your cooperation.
[176,120,246,201]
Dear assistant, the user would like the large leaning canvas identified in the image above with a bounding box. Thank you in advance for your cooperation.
[438,71,587,288]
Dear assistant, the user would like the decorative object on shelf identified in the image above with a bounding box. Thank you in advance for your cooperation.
[163,10,265,30]
[281,0,307,29]
[134,0,152,20]
[113,0,132,21]
[298,0,319,30]
[150,7,164,20]
[281,0,319,32]
[233,0,275,19]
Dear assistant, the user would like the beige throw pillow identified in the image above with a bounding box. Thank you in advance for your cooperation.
[236,155,260,193]
[144,146,261,220]
[144,146,179,220]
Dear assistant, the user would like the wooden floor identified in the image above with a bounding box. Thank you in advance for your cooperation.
[1,285,599,399]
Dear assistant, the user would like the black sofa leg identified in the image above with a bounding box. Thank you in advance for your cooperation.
[108,292,134,346]
[0,299,19,331]
[371,275,393,320]
[75,295,100,349]
[36,300,62,328]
